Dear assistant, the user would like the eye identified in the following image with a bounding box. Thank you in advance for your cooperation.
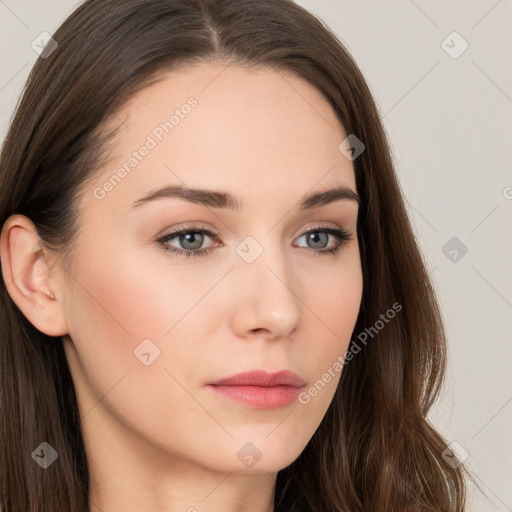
[156,225,220,258]
[156,224,353,258]
[293,225,353,256]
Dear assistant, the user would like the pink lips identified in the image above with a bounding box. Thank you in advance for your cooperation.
[206,369,306,409]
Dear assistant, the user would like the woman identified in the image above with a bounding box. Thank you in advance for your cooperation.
[0,0,468,510]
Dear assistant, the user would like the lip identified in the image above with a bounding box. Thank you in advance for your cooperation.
[206,370,306,410]
[209,369,306,387]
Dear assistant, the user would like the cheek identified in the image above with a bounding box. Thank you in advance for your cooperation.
[69,240,217,343]
[303,250,363,348]
[64,241,223,401]
[64,246,216,444]
[294,253,363,410]
[327,268,363,350]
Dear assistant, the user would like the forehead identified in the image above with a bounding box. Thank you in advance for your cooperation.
[82,62,356,216]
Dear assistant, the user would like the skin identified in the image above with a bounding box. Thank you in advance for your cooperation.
[1,61,363,512]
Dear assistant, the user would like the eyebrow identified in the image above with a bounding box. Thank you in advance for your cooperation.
[131,184,360,211]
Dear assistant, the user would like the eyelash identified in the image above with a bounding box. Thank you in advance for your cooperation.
[156,224,353,259]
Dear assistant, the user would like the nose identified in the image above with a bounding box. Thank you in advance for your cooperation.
[229,239,301,341]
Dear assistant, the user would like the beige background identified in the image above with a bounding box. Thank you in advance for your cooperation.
[1,0,511,509]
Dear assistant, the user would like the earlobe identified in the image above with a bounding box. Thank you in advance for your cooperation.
[0,214,69,337]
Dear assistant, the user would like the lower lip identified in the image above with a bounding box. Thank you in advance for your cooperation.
[206,384,303,409]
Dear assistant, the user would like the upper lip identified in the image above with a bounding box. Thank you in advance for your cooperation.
[209,369,305,387]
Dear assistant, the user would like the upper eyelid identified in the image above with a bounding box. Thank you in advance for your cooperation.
[157,224,352,247]
[159,224,350,240]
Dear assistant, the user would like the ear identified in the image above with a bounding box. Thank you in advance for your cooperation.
[0,214,69,337]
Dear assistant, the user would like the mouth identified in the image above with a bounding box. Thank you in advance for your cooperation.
[206,369,306,409]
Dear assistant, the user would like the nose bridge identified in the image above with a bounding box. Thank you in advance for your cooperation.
[236,232,288,288]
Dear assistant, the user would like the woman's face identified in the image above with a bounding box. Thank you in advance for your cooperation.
[59,62,363,476]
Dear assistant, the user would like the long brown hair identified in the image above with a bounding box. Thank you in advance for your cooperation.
[0,0,468,510]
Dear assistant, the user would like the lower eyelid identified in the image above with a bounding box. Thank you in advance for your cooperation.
[158,226,351,255]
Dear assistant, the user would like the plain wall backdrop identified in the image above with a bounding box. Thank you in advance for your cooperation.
[1,0,511,509]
